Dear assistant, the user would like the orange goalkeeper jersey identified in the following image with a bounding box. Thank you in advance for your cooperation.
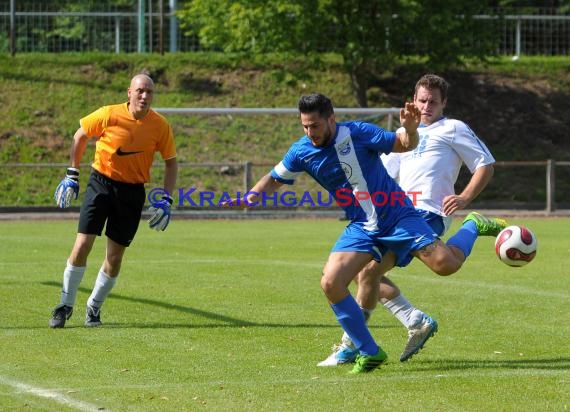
[80,103,176,184]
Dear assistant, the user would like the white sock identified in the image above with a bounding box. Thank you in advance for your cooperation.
[60,261,86,307]
[87,269,117,309]
[382,294,424,329]
[341,307,373,348]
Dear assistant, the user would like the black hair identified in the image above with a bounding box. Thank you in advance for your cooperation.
[298,93,334,118]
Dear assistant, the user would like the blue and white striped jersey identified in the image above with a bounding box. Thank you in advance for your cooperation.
[271,121,417,233]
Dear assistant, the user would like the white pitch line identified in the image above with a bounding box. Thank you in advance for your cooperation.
[0,375,106,412]
[400,273,570,300]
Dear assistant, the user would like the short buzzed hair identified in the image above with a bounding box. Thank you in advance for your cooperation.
[414,74,449,101]
[298,93,334,118]
[130,73,154,87]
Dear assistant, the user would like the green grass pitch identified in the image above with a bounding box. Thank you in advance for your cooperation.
[0,217,568,411]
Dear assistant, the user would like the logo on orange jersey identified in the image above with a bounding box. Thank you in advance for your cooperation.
[116,147,143,156]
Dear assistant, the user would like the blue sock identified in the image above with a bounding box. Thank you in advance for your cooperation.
[330,295,379,356]
[446,220,478,258]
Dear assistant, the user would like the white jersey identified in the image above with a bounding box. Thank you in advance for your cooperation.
[381,117,495,217]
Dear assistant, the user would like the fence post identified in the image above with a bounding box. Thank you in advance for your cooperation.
[10,0,16,56]
[138,0,145,52]
[243,161,252,194]
[169,0,178,52]
[148,0,153,53]
[546,159,555,214]
[515,17,522,59]
[115,16,121,53]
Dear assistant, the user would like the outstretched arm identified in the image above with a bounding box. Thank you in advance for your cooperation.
[392,102,421,153]
[442,164,494,216]
[221,174,284,208]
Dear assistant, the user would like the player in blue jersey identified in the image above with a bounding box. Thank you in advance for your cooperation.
[318,74,505,367]
[225,92,503,373]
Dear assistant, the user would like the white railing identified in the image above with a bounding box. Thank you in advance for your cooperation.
[154,107,399,131]
[474,14,570,58]
[1,6,570,55]
[0,108,567,213]
[2,160,568,214]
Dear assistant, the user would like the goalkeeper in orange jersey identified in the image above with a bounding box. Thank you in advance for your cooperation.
[49,74,178,328]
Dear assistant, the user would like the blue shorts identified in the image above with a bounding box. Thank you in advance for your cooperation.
[331,211,440,267]
[415,208,451,237]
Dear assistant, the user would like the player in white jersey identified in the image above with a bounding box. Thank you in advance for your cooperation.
[224,91,506,374]
[319,74,500,367]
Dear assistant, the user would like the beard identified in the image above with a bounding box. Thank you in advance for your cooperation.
[313,125,333,147]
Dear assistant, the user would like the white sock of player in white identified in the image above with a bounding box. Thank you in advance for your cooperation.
[382,294,424,329]
[60,261,86,307]
[87,269,117,309]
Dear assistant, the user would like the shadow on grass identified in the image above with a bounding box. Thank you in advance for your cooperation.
[38,280,394,330]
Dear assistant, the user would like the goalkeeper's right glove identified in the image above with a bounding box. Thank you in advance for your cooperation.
[54,167,80,208]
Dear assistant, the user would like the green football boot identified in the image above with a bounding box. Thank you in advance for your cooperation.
[349,348,388,374]
[462,211,508,237]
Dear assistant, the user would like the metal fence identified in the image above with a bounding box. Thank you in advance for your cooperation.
[1,159,568,214]
[475,14,570,57]
[0,4,195,53]
[0,105,568,212]
[1,3,569,55]
[0,106,568,213]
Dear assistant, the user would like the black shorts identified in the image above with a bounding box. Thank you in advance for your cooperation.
[78,170,146,247]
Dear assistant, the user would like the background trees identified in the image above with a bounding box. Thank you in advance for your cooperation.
[5,0,570,105]
[178,0,503,106]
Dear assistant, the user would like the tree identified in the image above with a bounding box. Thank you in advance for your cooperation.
[178,0,501,107]
[392,1,499,71]
[177,0,322,53]
[178,0,402,106]
[326,0,403,107]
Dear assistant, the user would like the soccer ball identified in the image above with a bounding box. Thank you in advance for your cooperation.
[494,225,537,267]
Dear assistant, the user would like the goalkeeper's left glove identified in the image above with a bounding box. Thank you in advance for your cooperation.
[148,195,173,231]
[54,167,80,208]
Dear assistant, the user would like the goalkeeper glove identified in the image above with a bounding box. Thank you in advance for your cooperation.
[54,167,80,208]
[148,194,173,231]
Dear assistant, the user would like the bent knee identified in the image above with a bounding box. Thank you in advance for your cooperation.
[432,259,462,276]
[416,241,464,276]
[320,274,335,294]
